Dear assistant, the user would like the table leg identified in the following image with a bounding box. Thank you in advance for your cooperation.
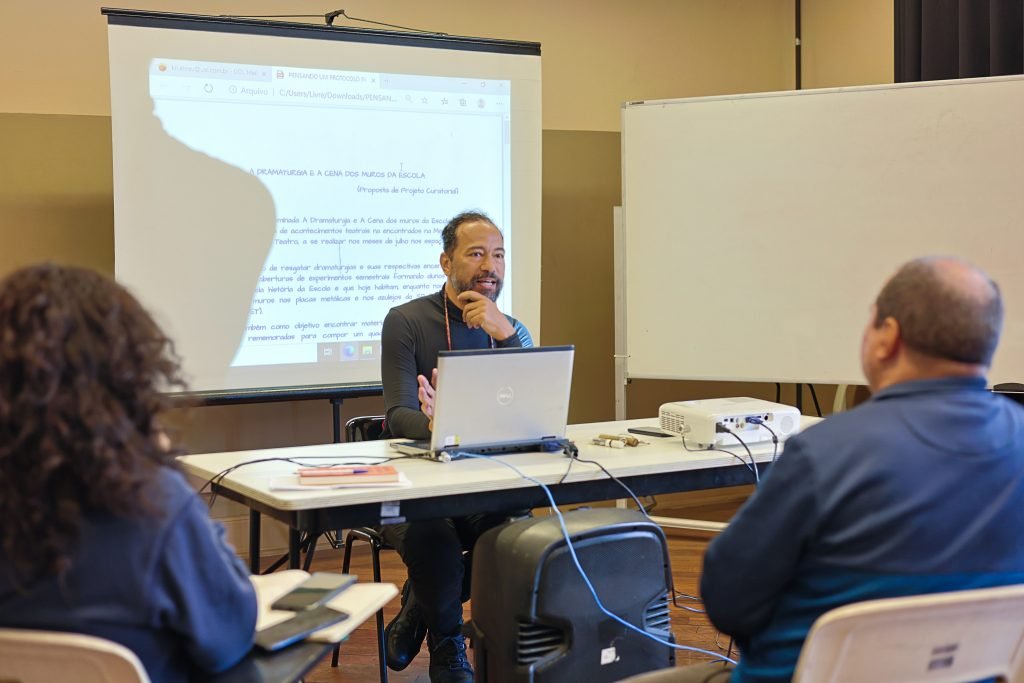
[249,509,261,574]
[289,529,301,569]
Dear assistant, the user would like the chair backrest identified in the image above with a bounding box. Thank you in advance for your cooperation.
[0,628,151,683]
[793,584,1024,683]
[993,383,1024,408]
[345,415,385,442]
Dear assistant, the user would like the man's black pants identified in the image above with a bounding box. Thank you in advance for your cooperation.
[380,511,519,637]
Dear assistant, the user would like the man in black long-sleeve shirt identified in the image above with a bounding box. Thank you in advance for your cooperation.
[379,211,532,683]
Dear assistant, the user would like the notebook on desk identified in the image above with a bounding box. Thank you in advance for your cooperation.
[391,345,575,462]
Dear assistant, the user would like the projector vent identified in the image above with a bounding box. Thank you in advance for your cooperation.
[643,592,671,633]
[516,621,565,665]
[659,412,686,434]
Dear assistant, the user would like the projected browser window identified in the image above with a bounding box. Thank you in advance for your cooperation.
[149,59,512,369]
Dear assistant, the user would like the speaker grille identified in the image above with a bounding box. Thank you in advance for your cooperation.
[516,621,565,665]
[643,591,671,633]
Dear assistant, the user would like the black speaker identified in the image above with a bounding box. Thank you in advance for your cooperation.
[465,508,675,683]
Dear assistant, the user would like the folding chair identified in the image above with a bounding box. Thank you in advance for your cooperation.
[0,628,151,683]
[794,583,1024,683]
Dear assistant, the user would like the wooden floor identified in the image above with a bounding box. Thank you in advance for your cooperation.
[294,530,727,682]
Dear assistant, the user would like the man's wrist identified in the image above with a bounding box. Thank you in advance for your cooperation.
[494,323,522,347]
[491,320,515,341]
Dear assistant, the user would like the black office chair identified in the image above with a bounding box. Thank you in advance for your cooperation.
[346,414,387,442]
[332,415,391,683]
[993,383,1024,407]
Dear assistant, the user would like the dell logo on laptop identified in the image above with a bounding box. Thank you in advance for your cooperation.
[497,386,514,406]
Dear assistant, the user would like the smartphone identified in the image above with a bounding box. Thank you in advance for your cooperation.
[254,604,349,651]
[627,426,674,438]
[270,572,357,612]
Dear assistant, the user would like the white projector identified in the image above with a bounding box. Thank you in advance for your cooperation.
[659,397,801,449]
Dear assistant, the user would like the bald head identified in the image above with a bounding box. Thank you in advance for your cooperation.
[874,256,1003,366]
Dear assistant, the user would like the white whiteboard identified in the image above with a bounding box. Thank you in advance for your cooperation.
[622,75,1024,385]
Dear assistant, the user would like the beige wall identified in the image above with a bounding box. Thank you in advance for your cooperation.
[802,0,894,89]
[3,0,793,130]
[541,131,621,423]
[0,0,894,455]
[0,115,113,275]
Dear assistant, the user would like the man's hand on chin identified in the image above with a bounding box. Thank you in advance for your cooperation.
[457,291,515,341]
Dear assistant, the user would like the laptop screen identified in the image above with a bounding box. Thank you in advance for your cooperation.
[429,345,574,453]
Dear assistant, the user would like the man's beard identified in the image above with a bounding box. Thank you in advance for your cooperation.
[452,271,503,301]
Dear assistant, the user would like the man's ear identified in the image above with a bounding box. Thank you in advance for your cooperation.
[875,316,902,361]
[439,251,451,277]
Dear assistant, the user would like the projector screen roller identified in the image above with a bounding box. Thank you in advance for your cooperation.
[105,10,542,396]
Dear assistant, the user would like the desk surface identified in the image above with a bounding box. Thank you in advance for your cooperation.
[180,417,819,530]
[251,570,398,642]
[212,572,398,683]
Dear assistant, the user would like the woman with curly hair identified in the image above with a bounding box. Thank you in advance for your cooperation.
[0,263,256,681]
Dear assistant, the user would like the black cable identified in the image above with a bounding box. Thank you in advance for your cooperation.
[457,452,735,664]
[747,418,780,462]
[568,454,647,513]
[713,632,736,664]
[201,454,413,509]
[559,453,694,612]
[200,453,416,573]
[558,452,575,484]
[221,14,328,19]
[774,382,781,403]
[560,446,652,513]
[329,9,445,34]
[219,11,444,33]
[672,590,706,613]
[715,426,759,484]
[808,384,823,417]
[681,437,758,484]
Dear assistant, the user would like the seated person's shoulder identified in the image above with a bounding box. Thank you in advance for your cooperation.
[136,467,207,527]
[391,292,435,316]
[383,295,436,332]
[786,401,897,459]
[154,465,196,498]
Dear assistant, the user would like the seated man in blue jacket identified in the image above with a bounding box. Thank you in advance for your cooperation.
[673,256,1024,683]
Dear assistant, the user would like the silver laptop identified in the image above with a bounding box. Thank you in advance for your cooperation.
[392,345,575,461]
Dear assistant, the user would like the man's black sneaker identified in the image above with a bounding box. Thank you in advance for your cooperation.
[384,580,428,671]
[427,632,474,683]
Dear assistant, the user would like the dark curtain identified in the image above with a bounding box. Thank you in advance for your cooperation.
[895,0,1024,81]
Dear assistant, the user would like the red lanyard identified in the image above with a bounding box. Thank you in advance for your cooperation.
[442,287,494,351]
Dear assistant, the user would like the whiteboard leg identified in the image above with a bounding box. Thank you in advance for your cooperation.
[613,206,627,421]
[833,384,849,413]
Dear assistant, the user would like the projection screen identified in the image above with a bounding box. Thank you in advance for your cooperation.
[104,9,542,398]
